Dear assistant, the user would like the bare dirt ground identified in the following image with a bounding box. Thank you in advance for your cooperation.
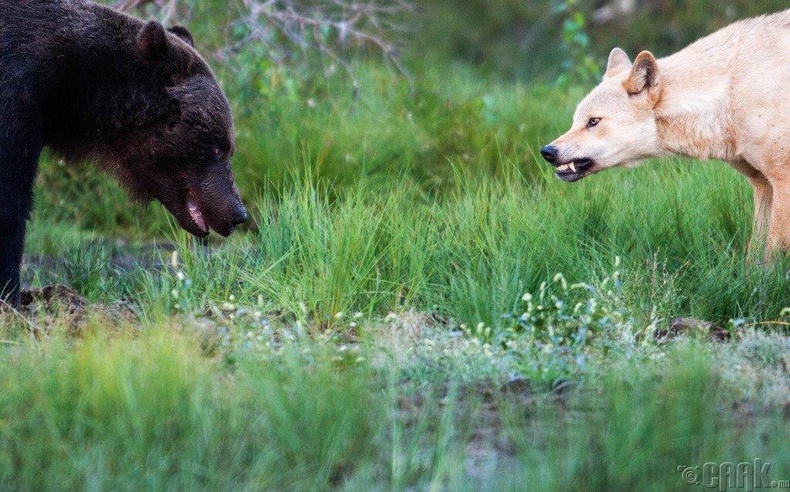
[7,285,139,337]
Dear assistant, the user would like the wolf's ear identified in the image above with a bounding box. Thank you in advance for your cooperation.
[605,47,631,78]
[623,51,660,103]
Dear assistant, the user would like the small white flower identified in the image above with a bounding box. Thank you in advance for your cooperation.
[553,273,568,290]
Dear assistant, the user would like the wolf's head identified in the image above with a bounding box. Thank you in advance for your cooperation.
[541,48,663,182]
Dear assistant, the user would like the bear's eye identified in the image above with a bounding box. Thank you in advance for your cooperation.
[586,117,601,128]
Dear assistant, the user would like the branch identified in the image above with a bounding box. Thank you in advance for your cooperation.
[229,0,415,86]
[115,0,416,86]
[114,0,181,25]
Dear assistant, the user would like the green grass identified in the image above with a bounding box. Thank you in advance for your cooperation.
[29,156,787,329]
[30,59,782,327]
[0,318,787,489]
[9,37,790,489]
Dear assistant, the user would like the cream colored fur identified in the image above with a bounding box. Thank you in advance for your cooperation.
[546,10,790,258]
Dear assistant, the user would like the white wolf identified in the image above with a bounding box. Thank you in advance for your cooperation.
[542,10,790,257]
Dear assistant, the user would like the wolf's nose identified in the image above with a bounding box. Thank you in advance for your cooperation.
[231,206,248,226]
[540,145,558,164]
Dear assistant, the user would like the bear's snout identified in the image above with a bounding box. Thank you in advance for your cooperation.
[230,205,248,226]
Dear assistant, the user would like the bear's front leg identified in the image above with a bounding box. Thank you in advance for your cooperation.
[0,214,29,307]
[0,136,41,307]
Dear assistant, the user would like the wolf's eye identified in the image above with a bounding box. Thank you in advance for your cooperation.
[586,117,601,128]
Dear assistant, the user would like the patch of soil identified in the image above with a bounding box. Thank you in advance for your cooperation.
[20,285,87,314]
[654,317,731,342]
[11,285,139,337]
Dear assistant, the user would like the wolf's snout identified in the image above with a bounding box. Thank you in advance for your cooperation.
[231,205,248,226]
[540,145,559,164]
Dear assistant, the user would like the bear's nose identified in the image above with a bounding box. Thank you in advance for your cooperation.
[231,206,248,226]
[540,145,559,164]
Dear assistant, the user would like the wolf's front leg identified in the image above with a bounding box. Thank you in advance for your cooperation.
[732,161,772,261]
[747,176,772,261]
[765,180,790,260]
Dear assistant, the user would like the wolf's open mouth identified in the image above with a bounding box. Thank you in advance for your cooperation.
[555,158,595,182]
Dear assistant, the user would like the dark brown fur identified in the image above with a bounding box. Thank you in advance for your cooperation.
[0,0,247,304]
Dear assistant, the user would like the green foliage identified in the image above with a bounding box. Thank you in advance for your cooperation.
[13,4,790,488]
[0,319,787,489]
[414,0,560,80]
[504,265,632,346]
[415,0,790,81]
[0,331,379,489]
[31,151,790,335]
[499,343,777,490]
[28,52,790,341]
[555,0,600,87]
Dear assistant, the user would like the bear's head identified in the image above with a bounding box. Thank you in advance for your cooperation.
[112,21,247,237]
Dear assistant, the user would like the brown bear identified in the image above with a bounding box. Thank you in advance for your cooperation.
[0,0,247,305]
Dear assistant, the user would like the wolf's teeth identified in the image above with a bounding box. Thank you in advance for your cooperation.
[569,162,577,173]
[558,164,570,172]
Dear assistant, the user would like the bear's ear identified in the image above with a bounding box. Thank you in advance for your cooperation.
[604,47,631,78]
[137,20,169,59]
[623,50,660,103]
[168,26,194,48]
